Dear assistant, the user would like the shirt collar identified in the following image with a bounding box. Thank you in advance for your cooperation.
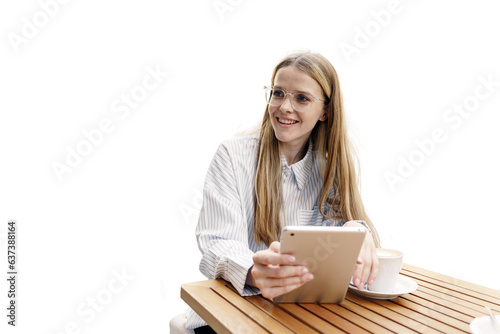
[280,140,314,191]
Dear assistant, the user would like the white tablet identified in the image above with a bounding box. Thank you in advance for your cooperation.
[273,226,366,303]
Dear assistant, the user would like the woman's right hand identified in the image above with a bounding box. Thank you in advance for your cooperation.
[246,241,314,299]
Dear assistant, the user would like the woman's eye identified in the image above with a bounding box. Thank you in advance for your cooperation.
[273,90,284,98]
[296,94,311,103]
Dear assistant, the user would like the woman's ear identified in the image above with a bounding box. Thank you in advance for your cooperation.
[319,111,327,122]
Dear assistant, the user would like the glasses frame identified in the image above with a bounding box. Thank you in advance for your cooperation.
[264,85,327,112]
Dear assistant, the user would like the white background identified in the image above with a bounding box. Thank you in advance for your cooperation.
[1,0,499,333]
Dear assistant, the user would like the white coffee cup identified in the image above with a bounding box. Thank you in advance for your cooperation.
[368,248,403,293]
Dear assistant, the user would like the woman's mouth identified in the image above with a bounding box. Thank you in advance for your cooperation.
[277,117,298,125]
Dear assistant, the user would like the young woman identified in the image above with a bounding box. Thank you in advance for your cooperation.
[185,51,380,332]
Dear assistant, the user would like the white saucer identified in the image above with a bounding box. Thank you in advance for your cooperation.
[348,275,418,300]
[470,315,500,334]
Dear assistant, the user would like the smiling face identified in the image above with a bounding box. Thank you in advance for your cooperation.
[269,66,327,156]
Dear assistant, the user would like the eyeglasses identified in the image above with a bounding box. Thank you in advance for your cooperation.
[264,86,326,112]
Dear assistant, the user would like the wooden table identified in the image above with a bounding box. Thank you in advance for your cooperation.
[181,264,500,333]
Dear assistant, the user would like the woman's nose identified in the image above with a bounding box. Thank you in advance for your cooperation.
[279,94,294,112]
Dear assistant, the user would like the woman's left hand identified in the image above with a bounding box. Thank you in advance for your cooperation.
[345,221,379,290]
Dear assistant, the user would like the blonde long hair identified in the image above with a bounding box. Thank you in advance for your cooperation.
[254,51,380,247]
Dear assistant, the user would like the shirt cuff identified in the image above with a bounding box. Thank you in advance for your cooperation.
[226,254,262,296]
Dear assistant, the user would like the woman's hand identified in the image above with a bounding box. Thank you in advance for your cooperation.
[347,223,379,290]
[246,241,314,299]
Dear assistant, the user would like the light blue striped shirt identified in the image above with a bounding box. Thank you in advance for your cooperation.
[186,134,345,329]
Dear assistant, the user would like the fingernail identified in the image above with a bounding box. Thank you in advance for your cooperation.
[302,267,309,274]
[288,256,295,263]
[368,279,374,286]
[354,278,360,287]
[305,273,314,280]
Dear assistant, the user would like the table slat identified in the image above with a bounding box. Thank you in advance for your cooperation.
[403,264,500,298]
[244,296,324,333]
[370,298,468,333]
[211,284,297,333]
[181,282,268,333]
[344,293,442,334]
[395,295,471,332]
[401,269,500,307]
[416,285,492,317]
[403,273,500,314]
[221,283,323,333]
[401,293,474,323]
[301,303,371,333]
[314,302,394,333]
[278,303,346,333]
[338,299,421,333]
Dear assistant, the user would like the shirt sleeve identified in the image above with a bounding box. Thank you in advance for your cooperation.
[195,142,261,296]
